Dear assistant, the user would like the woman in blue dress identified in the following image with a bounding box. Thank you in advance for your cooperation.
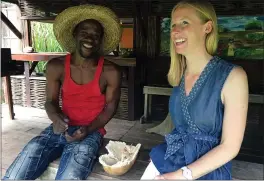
[141,0,248,180]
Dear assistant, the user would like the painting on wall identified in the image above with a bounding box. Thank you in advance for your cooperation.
[160,16,264,60]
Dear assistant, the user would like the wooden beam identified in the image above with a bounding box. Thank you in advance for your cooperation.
[20,16,55,20]
[1,12,22,39]
[12,52,67,62]
[27,20,32,47]
[134,1,147,40]
[21,14,133,20]
[29,61,39,75]
[2,0,18,5]
[21,20,30,48]
[147,16,160,58]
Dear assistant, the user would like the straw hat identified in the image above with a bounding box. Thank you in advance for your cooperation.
[53,4,121,54]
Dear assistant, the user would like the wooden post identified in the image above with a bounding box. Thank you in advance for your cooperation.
[131,0,150,121]
[147,16,160,58]
[1,12,22,39]
[24,62,31,107]
[128,66,135,121]
[259,103,264,149]
[1,10,23,120]
[29,61,39,75]
[3,76,15,120]
[22,20,32,107]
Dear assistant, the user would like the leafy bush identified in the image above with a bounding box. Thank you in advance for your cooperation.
[235,48,251,58]
[31,22,65,74]
[234,48,264,59]
[245,20,263,30]
[161,18,171,33]
[246,32,264,42]
[218,25,230,33]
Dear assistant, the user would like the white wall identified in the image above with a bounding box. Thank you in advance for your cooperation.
[1,2,22,53]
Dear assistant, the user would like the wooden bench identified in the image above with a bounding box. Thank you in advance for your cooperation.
[140,86,172,123]
[39,138,151,180]
[37,137,263,180]
[140,86,264,124]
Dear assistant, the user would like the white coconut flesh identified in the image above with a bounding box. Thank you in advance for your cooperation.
[99,141,141,168]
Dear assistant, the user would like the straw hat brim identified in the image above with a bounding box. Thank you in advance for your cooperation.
[53,5,121,54]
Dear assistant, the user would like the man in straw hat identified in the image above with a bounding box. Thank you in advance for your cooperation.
[3,4,122,180]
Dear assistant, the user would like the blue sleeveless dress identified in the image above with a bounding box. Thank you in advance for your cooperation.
[149,56,235,180]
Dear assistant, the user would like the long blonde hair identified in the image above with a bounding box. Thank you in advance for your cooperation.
[167,0,219,86]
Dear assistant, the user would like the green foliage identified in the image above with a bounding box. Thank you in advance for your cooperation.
[161,18,171,33]
[235,48,264,59]
[235,48,251,58]
[246,32,264,42]
[160,18,171,55]
[160,32,170,55]
[245,20,263,30]
[31,22,65,74]
[218,25,230,33]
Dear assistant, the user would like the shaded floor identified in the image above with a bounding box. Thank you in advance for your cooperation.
[1,104,263,180]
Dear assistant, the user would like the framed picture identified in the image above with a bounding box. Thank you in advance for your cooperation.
[160,16,264,60]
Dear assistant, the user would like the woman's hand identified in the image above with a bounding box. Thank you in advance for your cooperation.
[154,170,186,180]
[154,175,165,180]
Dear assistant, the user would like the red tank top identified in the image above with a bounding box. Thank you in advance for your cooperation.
[62,54,106,135]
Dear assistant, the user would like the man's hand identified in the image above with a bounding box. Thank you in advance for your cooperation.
[65,126,89,142]
[52,114,69,134]
[45,58,68,134]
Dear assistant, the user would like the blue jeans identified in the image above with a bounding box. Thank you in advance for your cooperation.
[3,124,103,180]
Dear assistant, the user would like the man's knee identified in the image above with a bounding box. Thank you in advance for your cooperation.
[56,143,98,180]
[74,142,98,168]
[3,140,44,180]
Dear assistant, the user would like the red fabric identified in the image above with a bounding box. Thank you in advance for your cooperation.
[62,54,106,135]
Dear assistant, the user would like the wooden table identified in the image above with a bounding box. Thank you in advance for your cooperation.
[8,52,137,120]
[10,53,67,115]
[3,53,67,120]
[12,52,67,61]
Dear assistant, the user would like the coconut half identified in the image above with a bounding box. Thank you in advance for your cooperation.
[99,140,141,168]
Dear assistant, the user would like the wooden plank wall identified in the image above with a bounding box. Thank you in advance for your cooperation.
[16,0,264,19]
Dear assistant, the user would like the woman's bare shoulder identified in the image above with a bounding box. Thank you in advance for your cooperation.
[222,66,248,104]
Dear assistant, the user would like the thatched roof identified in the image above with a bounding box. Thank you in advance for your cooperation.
[2,0,264,19]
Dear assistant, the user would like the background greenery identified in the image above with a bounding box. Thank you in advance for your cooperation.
[31,21,65,74]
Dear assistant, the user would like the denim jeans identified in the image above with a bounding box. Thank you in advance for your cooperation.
[3,124,103,180]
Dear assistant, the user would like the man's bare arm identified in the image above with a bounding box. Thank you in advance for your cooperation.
[45,58,68,133]
[86,65,121,132]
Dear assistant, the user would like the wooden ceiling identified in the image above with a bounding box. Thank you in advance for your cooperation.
[2,0,264,19]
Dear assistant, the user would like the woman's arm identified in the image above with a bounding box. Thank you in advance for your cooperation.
[157,67,249,180]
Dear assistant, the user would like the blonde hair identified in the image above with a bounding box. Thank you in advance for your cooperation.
[167,0,219,86]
